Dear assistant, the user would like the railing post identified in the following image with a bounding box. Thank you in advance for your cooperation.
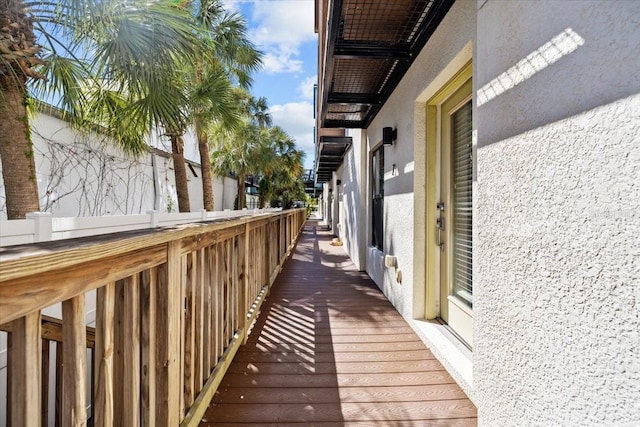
[240,221,249,344]
[147,210,158,228]
[62,295,87,427]
[26,212,52,242]
[9,311,42,426]
[115,276,141,426]
[140,269,157,427]
[156,241,181,426]
[94,283,115,427]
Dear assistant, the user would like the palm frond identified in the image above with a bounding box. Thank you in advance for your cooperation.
[30,51,89,119]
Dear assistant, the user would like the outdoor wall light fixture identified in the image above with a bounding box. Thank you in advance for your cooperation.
[382,127,397,145]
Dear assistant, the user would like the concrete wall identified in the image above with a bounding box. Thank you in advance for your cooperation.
[0,112,237,219]
[474,0,640,425]
[212,176,239,212]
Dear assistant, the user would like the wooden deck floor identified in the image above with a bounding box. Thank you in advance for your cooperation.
[201,220,477,426]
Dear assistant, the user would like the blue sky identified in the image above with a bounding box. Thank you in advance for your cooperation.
[225,0,317,170]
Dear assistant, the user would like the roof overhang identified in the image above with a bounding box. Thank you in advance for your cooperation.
[320,0,455,129]
[315,135,352,183]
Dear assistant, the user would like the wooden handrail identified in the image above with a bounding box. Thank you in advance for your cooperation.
[0,208,307,426]
[0,314,96,348]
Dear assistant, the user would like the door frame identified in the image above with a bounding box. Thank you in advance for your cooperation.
[438,81,473,346]
[423,61,473,324]
[412,42,473,323]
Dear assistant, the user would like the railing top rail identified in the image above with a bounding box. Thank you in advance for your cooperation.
[0,207,285,247]
[0,209,305,324]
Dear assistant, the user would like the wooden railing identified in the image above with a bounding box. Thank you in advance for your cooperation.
[0,208,306,426]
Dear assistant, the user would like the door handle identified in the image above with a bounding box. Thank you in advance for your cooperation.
[436,217,445,250]
[436,202,445,251]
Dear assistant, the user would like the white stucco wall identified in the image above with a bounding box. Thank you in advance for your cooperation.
[366,0,475,293]
[338,129,367,270]
[0,112,236,219]
[363,0,477,396]
[213,176,239,211]
[333,167,343,236]
[475,1,640,425]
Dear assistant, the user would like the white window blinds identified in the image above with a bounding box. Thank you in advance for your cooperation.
[451,100,473,308]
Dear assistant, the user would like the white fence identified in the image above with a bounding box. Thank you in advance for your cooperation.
[0,208,282,247]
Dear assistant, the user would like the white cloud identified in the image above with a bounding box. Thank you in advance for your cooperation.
[245,0,316,74]
[270,102,315,169]
[250,1,315,48]
[262,52,303,74]
[298,75,317,100]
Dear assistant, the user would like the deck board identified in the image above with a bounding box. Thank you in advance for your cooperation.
[201,221,477,426]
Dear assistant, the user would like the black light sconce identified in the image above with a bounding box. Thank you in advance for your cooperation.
[336,179,341,185]
[382,126,397,145]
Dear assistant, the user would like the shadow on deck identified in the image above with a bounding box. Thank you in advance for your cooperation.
[201,220,477,426]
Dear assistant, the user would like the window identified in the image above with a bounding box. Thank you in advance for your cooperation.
[372,146,384,251]
[450,100,473,308]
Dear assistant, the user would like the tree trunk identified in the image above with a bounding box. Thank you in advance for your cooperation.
[0,81,40,219]
[236,173,245,210]
[0,0,42,219]
[170,133,190,212]
[195,118,214,211]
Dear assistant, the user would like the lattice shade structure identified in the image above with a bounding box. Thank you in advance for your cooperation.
[320,0,455,129]
[316,136,352,183]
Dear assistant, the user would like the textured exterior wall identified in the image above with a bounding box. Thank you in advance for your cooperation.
[362,0,477,395]
[366,0,475,298]
[22,113,174,216]
[0,112,238,219]
[339,129,367,270]
[475,1,640,425]
[212,177,238,212]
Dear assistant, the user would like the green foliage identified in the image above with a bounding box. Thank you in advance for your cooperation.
[2,0,267,215]
[16,0,207,155]
[209,92,306,210]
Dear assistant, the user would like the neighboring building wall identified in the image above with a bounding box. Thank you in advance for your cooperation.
[474,1,640,425]
[0,112,237,219]
[213,176,240,212]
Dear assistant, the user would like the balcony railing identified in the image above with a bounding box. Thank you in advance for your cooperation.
[0,208,306,426]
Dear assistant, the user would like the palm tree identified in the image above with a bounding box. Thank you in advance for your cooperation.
[211,111,306,210]
[228,89,272,128]
[248,96,272,128]
[258,127,305,208]
[210,90,273,210]
[192,68,237,212]
[0,0,201,218]
[1,0,50,219]
[184,1,262,211]
[210,122,264,210]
